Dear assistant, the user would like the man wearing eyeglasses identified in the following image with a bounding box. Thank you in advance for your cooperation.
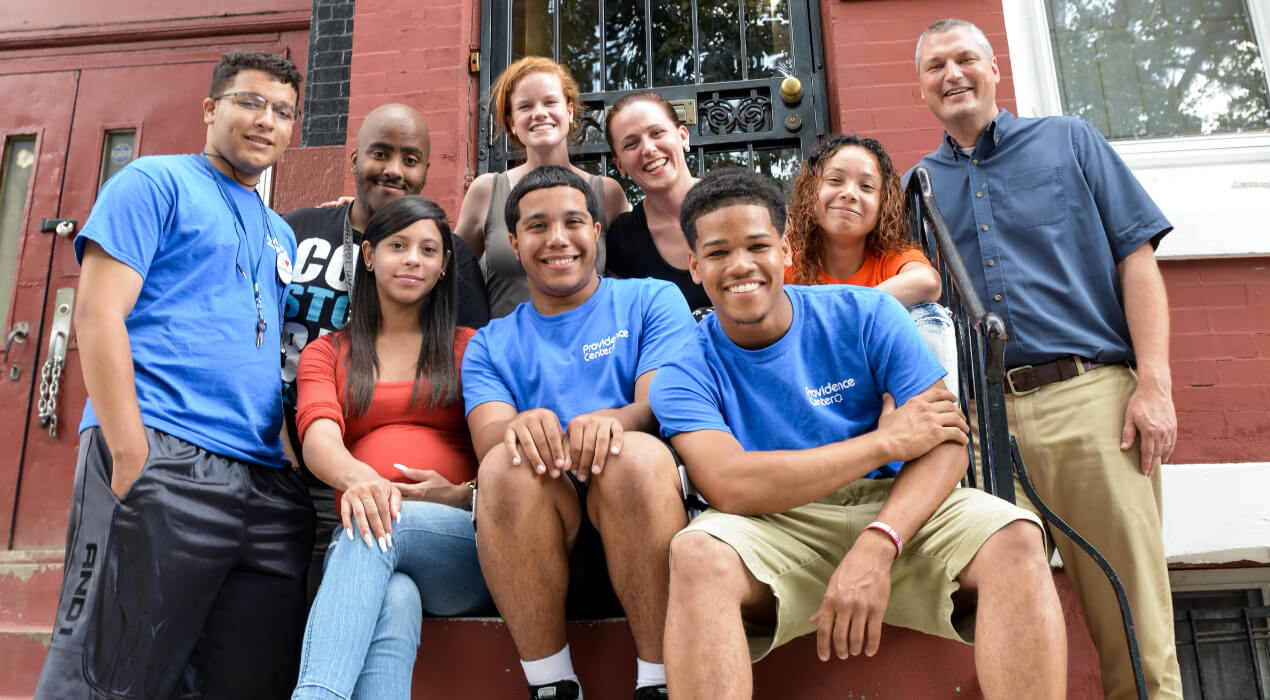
[35,51,315,700]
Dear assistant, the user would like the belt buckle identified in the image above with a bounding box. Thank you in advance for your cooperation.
[1005,364,1039,397]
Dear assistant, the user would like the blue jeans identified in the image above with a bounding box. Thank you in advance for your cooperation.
[292,500,492,700]
[909,302,958,401]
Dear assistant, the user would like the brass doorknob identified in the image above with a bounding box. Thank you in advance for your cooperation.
[780,77,803,105]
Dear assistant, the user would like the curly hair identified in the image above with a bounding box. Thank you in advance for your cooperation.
[490,56,581,150]
[786,134,913,284]
[680,167,785,249]
[210,50,303,98]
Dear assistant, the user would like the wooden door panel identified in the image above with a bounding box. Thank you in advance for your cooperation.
[0,70,78,547]
[9,61,215,548]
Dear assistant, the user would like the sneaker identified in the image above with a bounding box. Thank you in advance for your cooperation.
[633,685,668,700]
[529,680,581,700]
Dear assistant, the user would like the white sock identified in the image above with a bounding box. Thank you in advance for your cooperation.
[635,658,666,689]
[522,645,580,690]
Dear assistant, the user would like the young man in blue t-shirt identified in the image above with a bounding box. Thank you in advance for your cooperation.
[649,168,1066,699]
[462,165,695,700]
[35,52,314,700]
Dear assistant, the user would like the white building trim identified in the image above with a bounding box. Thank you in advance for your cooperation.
[1161,462,1270,566]
[1001,0,1270,260]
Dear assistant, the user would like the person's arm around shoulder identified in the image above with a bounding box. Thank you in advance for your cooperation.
[601,176,631,228]
[454,173,497,259]
[669,382,967,515]
[1117,241,1175,475]
[76,243,149,500]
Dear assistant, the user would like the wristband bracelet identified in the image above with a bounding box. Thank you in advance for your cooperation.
[863,521,903,559]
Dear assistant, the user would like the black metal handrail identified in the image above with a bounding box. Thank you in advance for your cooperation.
[905,166,1148,700]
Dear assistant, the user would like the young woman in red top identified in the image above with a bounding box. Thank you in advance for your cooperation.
[785,133,942,306]
[292,195,489,699]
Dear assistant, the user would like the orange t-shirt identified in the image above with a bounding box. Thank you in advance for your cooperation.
[784,247,933,287]
[295,327,479,514]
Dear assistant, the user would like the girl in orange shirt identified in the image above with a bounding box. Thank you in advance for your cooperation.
[785,134,941,306]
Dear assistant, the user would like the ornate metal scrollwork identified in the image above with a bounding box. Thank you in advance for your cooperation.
[574,103,607,146]
[697,91,773,135]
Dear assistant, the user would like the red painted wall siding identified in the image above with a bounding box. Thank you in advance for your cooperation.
[816,0,1017,172]
[345,0,480,221]
[1164,258,1270,464]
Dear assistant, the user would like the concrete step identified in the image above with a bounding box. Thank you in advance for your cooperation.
[0,552,1101,699]
[0,550,62,631]
[0,630,49,698]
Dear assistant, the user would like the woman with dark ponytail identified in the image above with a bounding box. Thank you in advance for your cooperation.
[292,195,489,699]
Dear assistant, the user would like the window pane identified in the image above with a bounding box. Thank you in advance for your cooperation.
[1047,0,1270,139]
[698,0,743,83]
[98,130,135,189]
[1,136,36,328]
[745,0,794,78]
[560,2,601,93]
[702,148,750,174]
[753,144,800,194]
[651,0,695,87]
[512,0,553,60]
[605,0,647,91]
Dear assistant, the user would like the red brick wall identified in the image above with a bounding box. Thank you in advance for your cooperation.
[345,0,480,220]
[1164,258,1270,464]
[816,0,1017,171]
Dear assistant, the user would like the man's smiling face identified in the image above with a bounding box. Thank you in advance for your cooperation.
[917,27,1001,132]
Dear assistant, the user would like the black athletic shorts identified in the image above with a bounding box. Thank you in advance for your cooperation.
[35,426,315,700]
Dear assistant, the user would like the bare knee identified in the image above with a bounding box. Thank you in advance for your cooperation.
[476,444,570,523]
[588,432,680,510]
[670,532,748,598]
[962,520,1051,590]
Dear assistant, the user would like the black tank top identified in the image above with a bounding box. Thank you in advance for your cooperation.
[605,202,711,311]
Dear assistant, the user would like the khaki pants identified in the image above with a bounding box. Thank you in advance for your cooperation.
[979,365,1182,700]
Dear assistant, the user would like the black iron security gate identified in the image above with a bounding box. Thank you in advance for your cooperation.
[478,0,828,195]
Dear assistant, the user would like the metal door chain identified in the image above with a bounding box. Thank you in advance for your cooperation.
[37,354,63,436]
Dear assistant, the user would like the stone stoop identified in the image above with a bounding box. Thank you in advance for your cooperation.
[407,572,1102,698]
[0,554,1101,699]
[0,550,62,698]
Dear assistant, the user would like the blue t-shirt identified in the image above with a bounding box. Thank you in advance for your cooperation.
[908,110,1170,366]
[650,284,945,480]
[462,277,694,423]
[74,154,297,467]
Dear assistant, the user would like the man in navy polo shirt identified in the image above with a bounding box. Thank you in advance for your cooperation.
[911,18,1182,699]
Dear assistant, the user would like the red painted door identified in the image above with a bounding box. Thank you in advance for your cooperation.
[2,60,235,548]
[0,70,79,550]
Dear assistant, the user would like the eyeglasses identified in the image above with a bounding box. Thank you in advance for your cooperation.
[212,92,299,122]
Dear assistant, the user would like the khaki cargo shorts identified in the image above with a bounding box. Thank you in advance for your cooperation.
[676,478,1042,661]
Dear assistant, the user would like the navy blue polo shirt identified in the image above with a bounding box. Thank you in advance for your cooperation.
[908,110,1171,367]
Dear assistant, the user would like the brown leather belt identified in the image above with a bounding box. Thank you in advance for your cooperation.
[1004,357,1123,396]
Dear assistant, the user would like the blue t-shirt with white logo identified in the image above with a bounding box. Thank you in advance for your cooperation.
[462,277,694,423]
[74,154,296,467]
[650,284,945,479]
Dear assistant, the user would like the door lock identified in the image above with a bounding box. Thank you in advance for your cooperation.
[37,289,75,436]
[3,322,28,362]
[40,218,77,237]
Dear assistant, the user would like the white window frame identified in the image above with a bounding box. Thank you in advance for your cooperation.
[1002,0,1270,259]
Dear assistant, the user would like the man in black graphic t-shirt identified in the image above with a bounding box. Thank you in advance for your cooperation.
[282,103,488,596]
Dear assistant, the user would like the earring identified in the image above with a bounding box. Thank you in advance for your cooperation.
[439,270,446,279]
[365,261,373,271]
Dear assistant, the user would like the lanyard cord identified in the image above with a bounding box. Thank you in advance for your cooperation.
[199,154,279,346]
[342,204,356,327]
